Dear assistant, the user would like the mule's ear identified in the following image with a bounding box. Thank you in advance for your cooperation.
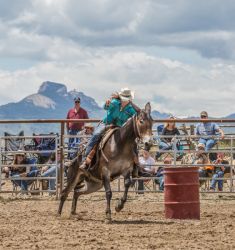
[145,102,151,114]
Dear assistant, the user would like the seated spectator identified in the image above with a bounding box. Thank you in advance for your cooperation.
[155,116,180,160]
[78,123,94,145]
[41,153,58,194]
[69,123,94,160]
[155,157,172,191]
[196,111,224,152]
[137,144,156,194]
[4,150,39,194]
[139,144,156,174]
[196,143,214,187]
[210,153,229,191]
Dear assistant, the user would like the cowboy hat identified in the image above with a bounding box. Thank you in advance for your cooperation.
[15,150,25,156]
[119,88,134,102]
[197,143,205,150]
[84,123,94,129]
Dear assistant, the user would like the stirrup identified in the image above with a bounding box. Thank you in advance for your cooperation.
[80,162,89,170]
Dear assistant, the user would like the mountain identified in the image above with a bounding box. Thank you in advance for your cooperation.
[225,113,235,119]
[151,110,170,119]
[0,81,104,134]
[0,81,104,119]
[0,81,170,134]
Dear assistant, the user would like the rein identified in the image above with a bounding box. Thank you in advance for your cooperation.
[133,115,141,139]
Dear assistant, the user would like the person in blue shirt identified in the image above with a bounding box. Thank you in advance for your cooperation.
[81,88,138,168]
[196,111,224,152]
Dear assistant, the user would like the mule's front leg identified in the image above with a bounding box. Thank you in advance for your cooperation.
[115,172,131,212]
[103,176,112,223]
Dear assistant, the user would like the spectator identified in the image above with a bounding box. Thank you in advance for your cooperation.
[78,123,95,145]
[210,153,229,191]
[66,97,89,159]
[155,116,181,160]
[4,150,39,194]
[137,144,156,194]
[196,111,224,152]
[139,144,156,174]
[155,157,172,191]
[41,153,58,194]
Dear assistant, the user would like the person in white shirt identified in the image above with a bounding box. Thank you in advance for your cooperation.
[139,146,156,174]
[137,144,156,194]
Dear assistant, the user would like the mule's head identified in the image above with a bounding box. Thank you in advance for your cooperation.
[135,102,153,143]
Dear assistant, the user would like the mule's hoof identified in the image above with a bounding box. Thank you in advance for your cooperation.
[56,213,61,217]
[115,200,123,212]
[115,206,121,212]
[105,218,112,224]
[69,213,79,219]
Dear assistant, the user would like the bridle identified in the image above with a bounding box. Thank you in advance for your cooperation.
[133,114,141,139]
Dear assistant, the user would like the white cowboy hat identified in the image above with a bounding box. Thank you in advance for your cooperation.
[84,123,94,130]
[119,88,134,102]
[197,143,205,150]
[15,150,25,156]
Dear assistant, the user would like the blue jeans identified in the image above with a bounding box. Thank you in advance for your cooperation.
[85,124,105,156]
[155,172,164,191]
[68,129,81,159]
[11,170,39,192]
[210,171,224,190]
[156,141,180,159]
[199,138,217,152]
[41,166,57,190]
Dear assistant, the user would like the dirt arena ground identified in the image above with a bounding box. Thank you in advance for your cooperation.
[0,191,234,250]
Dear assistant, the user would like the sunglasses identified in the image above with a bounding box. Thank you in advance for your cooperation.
[201,115,207,118]
[75,101,80,104]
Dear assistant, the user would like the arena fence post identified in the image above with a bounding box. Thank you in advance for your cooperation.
[0,142,2,191]
[173,136,177,167]
[60,122,65,195]
[55,135,59,200]
[230,137,234,192]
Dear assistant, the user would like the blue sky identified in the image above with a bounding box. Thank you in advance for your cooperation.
[0,0,235,117]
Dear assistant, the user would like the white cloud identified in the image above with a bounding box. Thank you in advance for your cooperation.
[0,0,235,117]
[0,50,235,117]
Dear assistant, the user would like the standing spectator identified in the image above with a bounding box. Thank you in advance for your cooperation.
[66,97,89,159]
[196,111,224,152]
[155,116,181,160]
[210,153,229,191]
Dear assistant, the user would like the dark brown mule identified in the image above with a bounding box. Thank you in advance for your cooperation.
[58,103,153,222]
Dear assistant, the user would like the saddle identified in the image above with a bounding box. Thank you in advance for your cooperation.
[86,127,120,171]
[98,127,119,151]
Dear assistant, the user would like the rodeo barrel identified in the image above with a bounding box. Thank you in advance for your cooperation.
[164,166,200,220]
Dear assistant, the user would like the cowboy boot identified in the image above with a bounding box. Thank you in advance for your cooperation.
[80,146,97,170]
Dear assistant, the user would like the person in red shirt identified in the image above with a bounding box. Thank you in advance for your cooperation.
[66,97,89,159]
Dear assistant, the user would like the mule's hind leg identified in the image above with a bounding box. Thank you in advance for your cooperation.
[57,170,84,216]
[103,176,112,223]
[71,181,103,218]
[115,172,131,212]
[71,181,84,215]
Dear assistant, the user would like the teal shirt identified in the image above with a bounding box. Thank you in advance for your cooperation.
[103,99,137,127]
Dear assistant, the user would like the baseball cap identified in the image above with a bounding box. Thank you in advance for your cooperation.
[74,97,81,102]
[200,111,208,117]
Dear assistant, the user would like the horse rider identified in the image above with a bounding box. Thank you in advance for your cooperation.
[80,87,140,175]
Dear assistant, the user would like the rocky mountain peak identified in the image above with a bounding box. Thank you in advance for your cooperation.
[38,81,67,97]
